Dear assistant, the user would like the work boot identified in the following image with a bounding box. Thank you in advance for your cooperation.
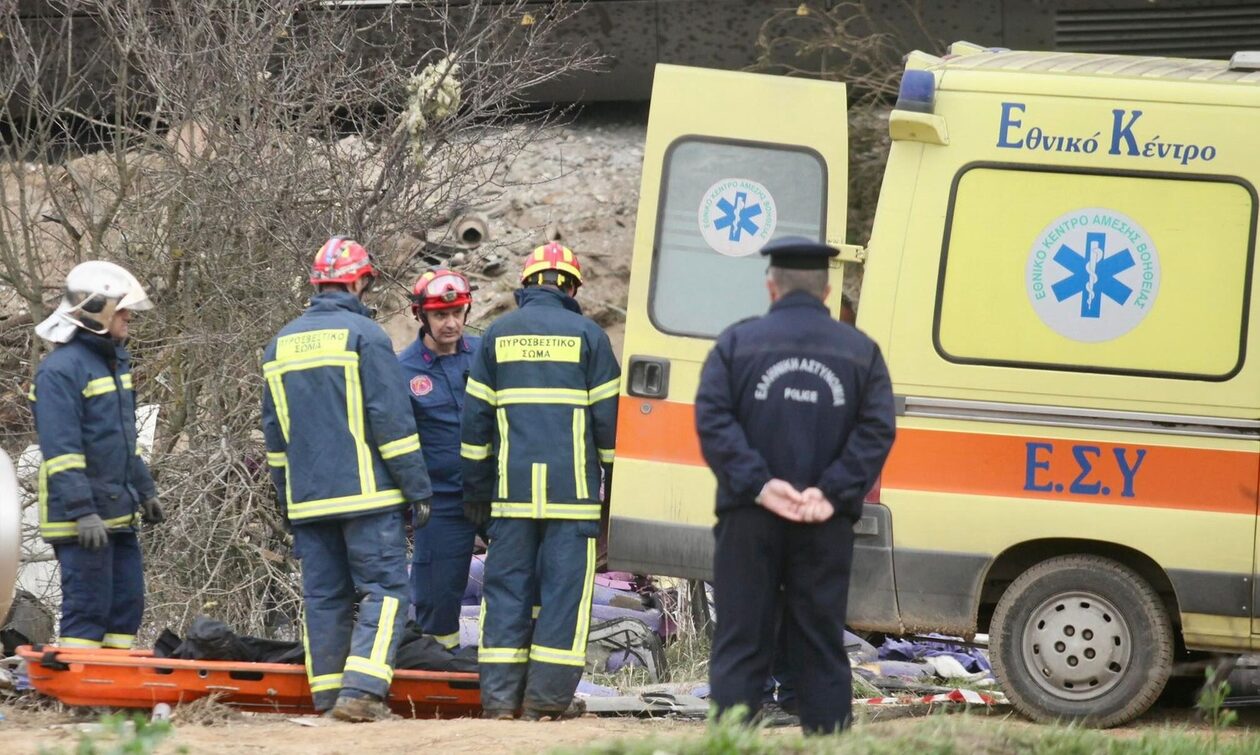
[328,695,398,723]
[481,708,517,720]
[521,697,587,721]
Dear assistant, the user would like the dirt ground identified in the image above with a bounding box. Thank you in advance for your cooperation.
[6,703,1260,754]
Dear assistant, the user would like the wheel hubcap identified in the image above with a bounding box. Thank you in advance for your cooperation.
[1021,590,1132,701]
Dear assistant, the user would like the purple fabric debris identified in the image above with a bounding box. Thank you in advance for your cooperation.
[576,679,619,697]
[591,604,663,634]
[878,635,991,674]
[876,660,934,678]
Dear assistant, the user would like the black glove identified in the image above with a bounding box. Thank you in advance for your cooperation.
[141,496,164,525]
[76,514,109,551]
[413,499,432,529]
[463,500,490,527]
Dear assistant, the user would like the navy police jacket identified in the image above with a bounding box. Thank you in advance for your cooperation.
[397,334,480,498]
[261,292,432,523]
[461,287,620,520]
[695,290,896,522]
[30,330,157,542]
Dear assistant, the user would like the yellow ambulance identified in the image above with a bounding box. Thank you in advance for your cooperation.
[607,43,1260,726]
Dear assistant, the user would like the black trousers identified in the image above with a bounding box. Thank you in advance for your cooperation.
[710,504,855,734]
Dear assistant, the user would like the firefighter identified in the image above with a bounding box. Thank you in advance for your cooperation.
[695,237,896,734]
[398,268,479,649]
[30,261,161,652]
[461,242,620,720]
[261,237,433,722]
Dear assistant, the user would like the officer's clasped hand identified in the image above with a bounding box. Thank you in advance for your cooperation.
[76,513,110,550]
[141,496,164,525]
[413,499,432,528]
[756,480,834,523]
[463,500,491,527]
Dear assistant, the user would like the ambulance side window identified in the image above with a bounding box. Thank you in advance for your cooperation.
[935,164,1256,380]
[650,139,826,338]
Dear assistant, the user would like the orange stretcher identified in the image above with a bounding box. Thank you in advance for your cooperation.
[18,645,481,718]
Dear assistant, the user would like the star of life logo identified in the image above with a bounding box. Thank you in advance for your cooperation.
[698,178,777,257]
[1026,208,1159,343]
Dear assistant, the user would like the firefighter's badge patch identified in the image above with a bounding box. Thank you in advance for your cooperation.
[410,375,433,396]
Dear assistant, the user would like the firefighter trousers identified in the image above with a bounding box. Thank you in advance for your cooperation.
[410,494,476,649]
[710,505,855,734]
[478,517,597,713]
[54,531,144,649]
[293,508,409,711]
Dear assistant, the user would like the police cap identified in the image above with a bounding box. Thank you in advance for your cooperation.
[759,236,838,270]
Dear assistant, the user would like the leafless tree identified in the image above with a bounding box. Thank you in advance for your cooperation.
[1,0,597,638]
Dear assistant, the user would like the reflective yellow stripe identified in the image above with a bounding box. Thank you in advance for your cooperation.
[466,378,497,406]
[460,442,492,461]
[598,448,615,464]
[344,655,393,683]
[82,377,117,398]
[26,385,35,402]
[497,387,589,406]
[478,647,529,663]
[287,489,406,521]
[60,637,103,648]
[572,536,597,654]
[266,452,287,468]
[371,596,400,664]
[41,512,138,539]
[488,501,601,519]
[102,633,135,649]
[309,673,343,693]
[344,365,375,494]
[528,644,587,667]
[302,614,317,689]
[379,434,420,460]
[496,409,510,499]
[44,454,86,475]
[588,378,620,403]
[532,605,541,619]
[262,352,358,377]
[434,632,460,650]
[572,409,588,500]
[544,502,601,519]
[267,376,291,443]
[478,598,486,647]
[121,373,133,390]
[532,463,547,518]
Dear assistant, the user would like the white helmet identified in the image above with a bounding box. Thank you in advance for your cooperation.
[35,261,152,344]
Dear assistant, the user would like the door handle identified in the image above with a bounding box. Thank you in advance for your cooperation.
[626,356,671,399]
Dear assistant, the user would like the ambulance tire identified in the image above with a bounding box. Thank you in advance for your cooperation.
[991,554,1172,728]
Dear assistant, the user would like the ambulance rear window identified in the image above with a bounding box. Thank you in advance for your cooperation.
[935,164,1256,380]
[650,138,827,338]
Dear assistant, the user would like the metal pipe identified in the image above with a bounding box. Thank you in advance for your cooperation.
[454,214,489,249]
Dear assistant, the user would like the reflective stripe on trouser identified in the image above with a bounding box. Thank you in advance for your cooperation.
[410,496,476,648]
[53,532,144,648]
[478,518,597,712]
[293,508,409,711]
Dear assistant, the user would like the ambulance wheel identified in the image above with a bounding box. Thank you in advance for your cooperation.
[991,554,1172,728]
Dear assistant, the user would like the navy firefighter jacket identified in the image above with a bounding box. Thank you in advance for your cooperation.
[397,334,480,498]
[694,290,896,522]
[30,330,157,542]
[460,287,620,520]
[261,291,432,523]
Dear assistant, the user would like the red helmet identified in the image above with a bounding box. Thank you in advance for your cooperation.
[520,242,582,289]
[309,237,376,286]
[410,268,472,317]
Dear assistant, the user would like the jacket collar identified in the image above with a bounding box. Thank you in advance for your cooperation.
[72,329,127,368]
[415,334,473,364]
[308,290,373,319]
[770,289,828,314]
[513,285,583,315]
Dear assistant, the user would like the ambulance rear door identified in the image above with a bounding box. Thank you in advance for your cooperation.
[607,65,849,580]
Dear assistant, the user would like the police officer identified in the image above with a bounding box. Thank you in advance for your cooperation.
[461,242,620,720]
[31,261,162,652]
[695,237,896,734]
[261,237,433,722]
[398,268,479,649]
